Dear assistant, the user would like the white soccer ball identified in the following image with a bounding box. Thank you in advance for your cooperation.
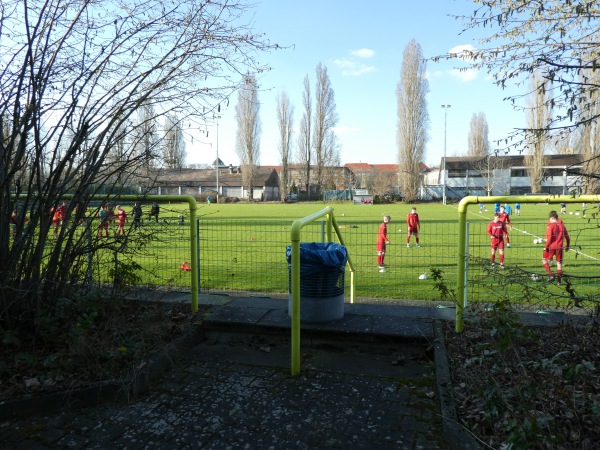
[533,238,539,244]
[418,273,427,280]
[341,213,345,216]
[531,274,541,281]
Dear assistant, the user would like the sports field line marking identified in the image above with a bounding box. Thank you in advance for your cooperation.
[453,205,599,261]
[511,225,599,261]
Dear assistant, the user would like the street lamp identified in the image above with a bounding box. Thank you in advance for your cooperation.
[441,105,451,205]
[213,114,221,203]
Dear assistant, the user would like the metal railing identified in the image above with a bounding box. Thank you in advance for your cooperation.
[456,195,600,332]
[289,207,355,376]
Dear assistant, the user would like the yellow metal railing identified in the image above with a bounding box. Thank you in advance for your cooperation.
[456,194,600,332]
[289,207,355,376]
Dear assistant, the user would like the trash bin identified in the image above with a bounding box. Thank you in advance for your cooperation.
[286,242,348,323]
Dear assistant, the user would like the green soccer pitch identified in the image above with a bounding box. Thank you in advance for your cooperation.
[193,200,599,306]
[83,198,599,311]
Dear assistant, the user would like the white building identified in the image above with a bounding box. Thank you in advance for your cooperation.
[439,154,585,199]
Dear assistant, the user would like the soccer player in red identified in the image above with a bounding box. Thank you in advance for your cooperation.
[406,207,420,247]
[487,212,507,269]
[377,215,391,269]
[98,204,110,237]
[498,205,512,247]
[542,210,570,285]
[116,205,128,235]
[51,203,65,235]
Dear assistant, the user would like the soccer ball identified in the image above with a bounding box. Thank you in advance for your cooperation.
[342,213,345,217]
[533,238,540,244]
[418,273,427,280]
[531,274,541,281]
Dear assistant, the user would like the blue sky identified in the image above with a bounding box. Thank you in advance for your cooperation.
[185,0,527,168]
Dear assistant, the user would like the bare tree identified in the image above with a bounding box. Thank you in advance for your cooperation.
[235,75,261,201]
[163,115,186,169]
[467,112,490,157]
[397,39,429,202]
[436,2,600,144]
[133,101,160,175]
[371,169,397,198]
[575,69,600,194]
[0,0,279,329]
[276,91,294,201]
[297,75,312,195]
[525,73,551,194]
[313,63,339,194]
[470,156,506,196]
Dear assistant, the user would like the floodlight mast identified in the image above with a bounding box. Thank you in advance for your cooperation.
[441,105,451,205]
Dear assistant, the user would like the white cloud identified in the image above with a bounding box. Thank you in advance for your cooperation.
[333,48,377,76]
[350,48,375,58]
[441,44,479,81]
[333,58,377,76]
[450,67,478,82]
[448,44,476,59]
[426,70,444,79]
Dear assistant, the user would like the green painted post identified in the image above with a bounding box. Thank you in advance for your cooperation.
[290,222,302,376]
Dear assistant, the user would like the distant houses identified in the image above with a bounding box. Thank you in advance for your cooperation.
[151,165,280,201]
[146,154,588,202]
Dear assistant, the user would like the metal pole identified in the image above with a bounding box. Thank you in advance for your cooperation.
[216,117,220,204]
[441,105,451,205]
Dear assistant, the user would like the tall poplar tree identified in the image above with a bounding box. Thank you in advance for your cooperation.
[397,39,429,202]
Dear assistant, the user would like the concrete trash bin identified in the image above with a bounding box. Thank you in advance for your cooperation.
[286,242,348,323]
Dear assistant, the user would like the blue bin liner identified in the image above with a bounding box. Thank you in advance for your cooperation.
[286,242,347,297]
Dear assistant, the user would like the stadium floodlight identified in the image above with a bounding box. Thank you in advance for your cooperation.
[213,114,221,203]
[441,105,451,205]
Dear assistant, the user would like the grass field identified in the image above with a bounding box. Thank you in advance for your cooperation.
[88,200,600,311]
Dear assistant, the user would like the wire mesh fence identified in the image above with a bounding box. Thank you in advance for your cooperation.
[198,217,600,314]
[83,209,599,315]
[197,218,459,300]
[85,204,194,291]
[466,218,599,313]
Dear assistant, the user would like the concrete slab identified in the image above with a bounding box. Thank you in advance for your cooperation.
[204,304,270,325]
[370,316,434,341]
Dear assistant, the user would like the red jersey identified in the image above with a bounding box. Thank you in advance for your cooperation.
[498,212,511,226]
[117,209,128,225]
[406,212,420,230]
[487,220,507,239]
[377,221,389,243]
[51,207,61,223]
[58,203,66,219]
[545,219,570,250]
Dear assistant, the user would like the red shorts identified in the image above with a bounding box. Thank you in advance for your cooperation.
[407,227,418,237]
[490,238,504,250]
[377,238,387,253]
[543,249,563,263]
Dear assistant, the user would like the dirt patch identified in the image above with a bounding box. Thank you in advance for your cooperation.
[444,316,600,449]
[0,298,201,400]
